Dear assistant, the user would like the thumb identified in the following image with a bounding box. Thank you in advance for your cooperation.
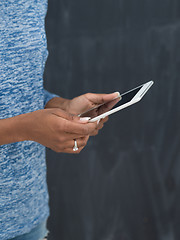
[50,108,90,124]
[86,92,121,105]
[72,116,91,124]
[69,115,91,124]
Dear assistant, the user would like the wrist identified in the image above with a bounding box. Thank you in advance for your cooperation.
[10,113,30,142]
[10,112,38,143]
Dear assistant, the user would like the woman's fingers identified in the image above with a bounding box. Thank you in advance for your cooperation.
[57,117,97,136]
[89,116,109,136]
[63,136,89,154]
[63,136,89,149]
[98,116,109,126]
[64,146,85,154]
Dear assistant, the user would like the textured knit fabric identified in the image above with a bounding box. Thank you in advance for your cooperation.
[0,1,58,239]
[10,220,48,240]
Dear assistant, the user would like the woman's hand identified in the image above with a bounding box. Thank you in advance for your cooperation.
[45,92,120,136]
[18,108,97,153]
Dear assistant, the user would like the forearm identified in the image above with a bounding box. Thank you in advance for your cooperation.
[0,114,27,146]
[0,97,70,146]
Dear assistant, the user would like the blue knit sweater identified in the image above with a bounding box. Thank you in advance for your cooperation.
[0,1,57,239]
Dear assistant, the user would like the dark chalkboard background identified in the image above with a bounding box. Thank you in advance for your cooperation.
[44,0,180,239]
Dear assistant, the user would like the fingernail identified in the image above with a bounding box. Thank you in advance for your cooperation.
[97,119,100,124]
[80,117,91,123]
[114,91,121,97]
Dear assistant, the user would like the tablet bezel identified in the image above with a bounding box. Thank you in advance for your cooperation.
[88,80,154,122]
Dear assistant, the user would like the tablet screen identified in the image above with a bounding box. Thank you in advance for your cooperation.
[118,85,142,105]
[80,85,142,119]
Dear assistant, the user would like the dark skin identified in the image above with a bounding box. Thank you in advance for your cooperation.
[0,92,119,154]
[44,92,120,152]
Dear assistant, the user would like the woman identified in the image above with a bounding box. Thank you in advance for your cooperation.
[0,0,119,239]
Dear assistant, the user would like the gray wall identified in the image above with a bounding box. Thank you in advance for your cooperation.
[44,0,180,239]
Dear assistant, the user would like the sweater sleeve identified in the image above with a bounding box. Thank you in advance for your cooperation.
[43,89,60,107]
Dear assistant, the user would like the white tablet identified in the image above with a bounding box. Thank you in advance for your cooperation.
[80,81,154,122]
